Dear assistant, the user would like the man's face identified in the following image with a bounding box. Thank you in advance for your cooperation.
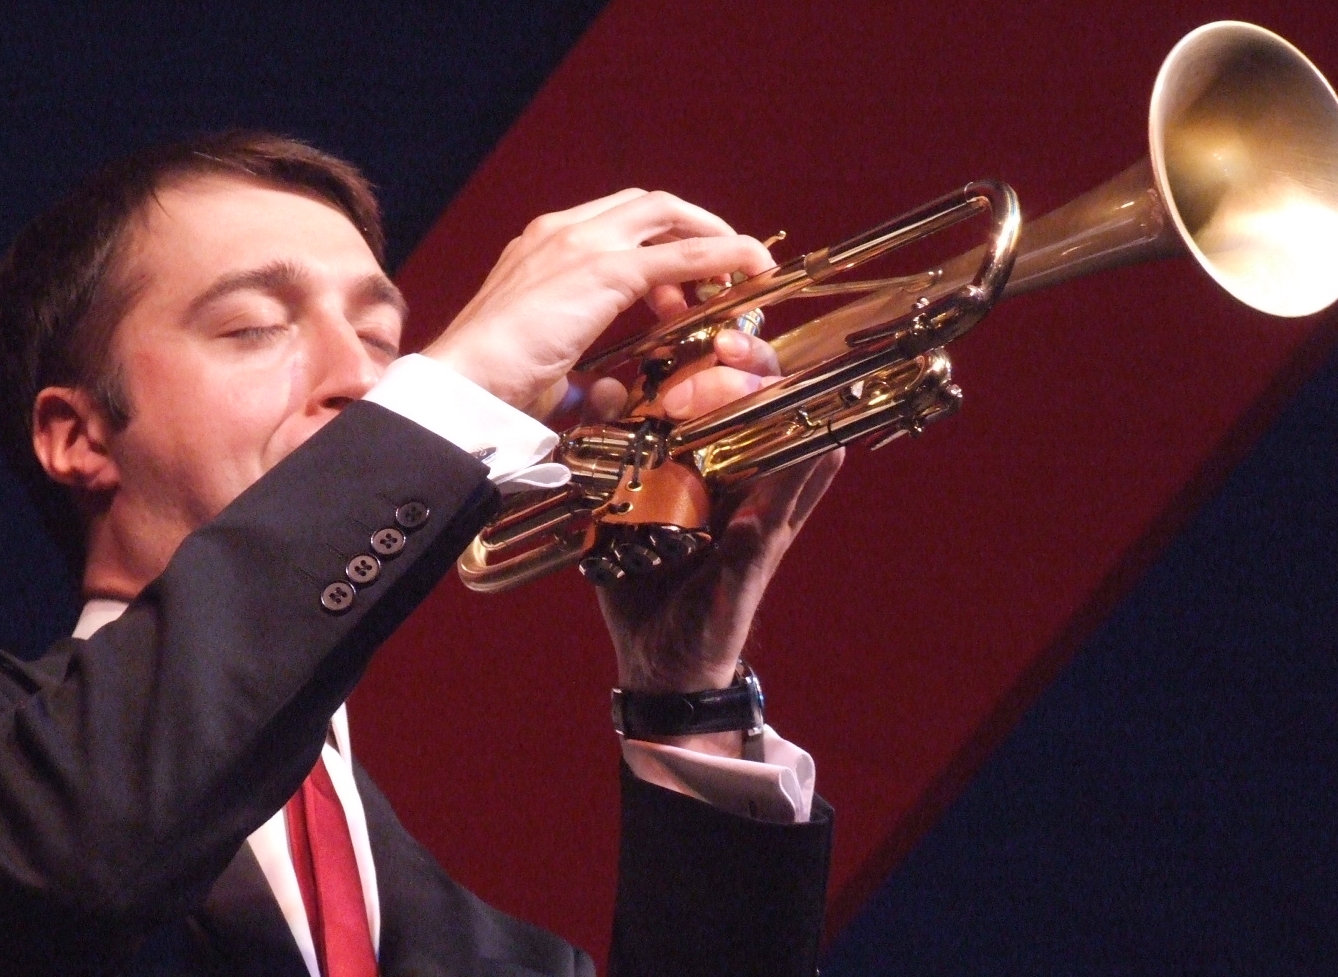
[102,174,404,576]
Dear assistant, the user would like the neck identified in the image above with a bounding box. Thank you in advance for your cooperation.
[80,500,181,601]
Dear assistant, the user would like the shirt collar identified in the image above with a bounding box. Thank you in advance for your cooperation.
[72,598,130,639]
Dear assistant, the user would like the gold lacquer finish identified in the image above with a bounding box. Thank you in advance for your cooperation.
[458,21,1338,594]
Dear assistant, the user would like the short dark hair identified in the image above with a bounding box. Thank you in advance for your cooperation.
[0,130,385,575]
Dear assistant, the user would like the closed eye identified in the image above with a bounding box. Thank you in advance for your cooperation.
[361,333,399,359]
[224,323,290,346]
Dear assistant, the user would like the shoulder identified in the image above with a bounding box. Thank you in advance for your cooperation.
[0,637,80,699]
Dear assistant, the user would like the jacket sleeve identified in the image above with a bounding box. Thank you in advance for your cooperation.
[610,763,834,977]
[0,402,498,951]
[610,760,829,974]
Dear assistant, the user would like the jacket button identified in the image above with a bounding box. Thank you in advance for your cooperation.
[321,581,355,613]
[345,554,381,585]
[395,501,430,530]
[370,527,407,557]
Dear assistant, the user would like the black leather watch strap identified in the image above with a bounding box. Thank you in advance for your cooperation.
[612,662,765,740]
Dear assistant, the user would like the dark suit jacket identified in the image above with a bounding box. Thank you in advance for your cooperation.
[0,402,831,977]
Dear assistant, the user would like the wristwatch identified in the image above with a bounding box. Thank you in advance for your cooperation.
[611,661,765,740]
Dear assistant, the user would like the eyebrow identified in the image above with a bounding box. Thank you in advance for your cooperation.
[186,259,409,326]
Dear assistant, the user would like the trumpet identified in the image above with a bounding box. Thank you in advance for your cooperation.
[458,20,1338,594]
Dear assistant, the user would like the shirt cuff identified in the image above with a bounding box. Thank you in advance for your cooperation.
[620,726,815,824]
[363,354,571,495]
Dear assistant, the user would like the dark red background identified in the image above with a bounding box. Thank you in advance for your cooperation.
[0,0,1330,968]
[345,0,1338,964]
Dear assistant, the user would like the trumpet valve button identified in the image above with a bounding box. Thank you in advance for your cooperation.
[732,308,765,336]
[695,280,726,302]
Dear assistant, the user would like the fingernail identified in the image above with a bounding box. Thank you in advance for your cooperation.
[661,382,691,416]
[715,329,748,358]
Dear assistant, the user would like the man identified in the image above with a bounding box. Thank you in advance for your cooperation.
[0,132,838,975]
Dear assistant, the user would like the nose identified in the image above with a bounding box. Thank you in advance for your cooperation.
[307,315,383,412]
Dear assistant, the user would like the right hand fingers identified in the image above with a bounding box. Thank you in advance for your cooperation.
[534,189,739,246]
[517,187,651,238]
[620,234,773,301]
[502,189,732,258]
[509,190,773,277]
[428,191,770,408]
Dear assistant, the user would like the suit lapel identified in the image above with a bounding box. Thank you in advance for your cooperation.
[354,763,581,977]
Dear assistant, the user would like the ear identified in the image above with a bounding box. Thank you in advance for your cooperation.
[31,386,122,493]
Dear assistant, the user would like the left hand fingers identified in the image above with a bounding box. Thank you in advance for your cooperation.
[788,447,845,530]
[714,448,845,570]
[713,328,779,376]
[660,365,775,419]
[738,447,845,536]
[658,331,780,419]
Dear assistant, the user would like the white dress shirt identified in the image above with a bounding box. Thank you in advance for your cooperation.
[71,356,814,976]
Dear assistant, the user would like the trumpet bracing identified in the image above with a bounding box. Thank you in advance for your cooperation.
[458,21,1338,593]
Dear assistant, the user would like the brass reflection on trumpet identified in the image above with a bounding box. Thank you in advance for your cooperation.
[458,20,1338,594]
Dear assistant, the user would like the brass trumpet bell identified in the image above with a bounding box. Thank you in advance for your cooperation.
[1153,21,1338,318]
[457,21,1338,594]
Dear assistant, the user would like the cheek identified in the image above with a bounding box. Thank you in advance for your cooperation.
[115,341,341,520]
[211,363,315,473]
[126,354,304,505]
[217,348,341,475]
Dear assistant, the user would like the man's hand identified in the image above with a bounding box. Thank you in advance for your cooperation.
[598,330,844,757]
[421,189,774,413]
[428,188,841,757]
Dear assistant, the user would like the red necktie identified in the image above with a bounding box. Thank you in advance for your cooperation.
[285,756,379,977]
